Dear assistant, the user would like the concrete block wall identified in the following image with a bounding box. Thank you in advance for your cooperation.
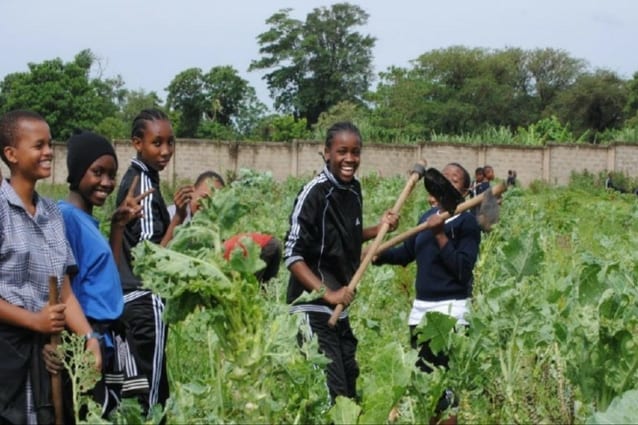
[362,144,420,177]
[615,144,638,175]
[2,140,636,189]
[548,144,609,185]
[483,145,544,187]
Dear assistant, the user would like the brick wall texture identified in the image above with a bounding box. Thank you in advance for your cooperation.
[2,140,637,188]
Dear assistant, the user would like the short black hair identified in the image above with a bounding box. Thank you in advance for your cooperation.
[325,121,362,149]
[475,167,484,174]
[195,170,225,188]
[0,110,47,165]
[448,162,471,192]
[131,108,170,139]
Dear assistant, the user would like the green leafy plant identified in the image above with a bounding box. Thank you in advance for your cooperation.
[56,331,101,424]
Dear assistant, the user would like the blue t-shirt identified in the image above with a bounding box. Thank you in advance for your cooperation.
[58,201,124,321]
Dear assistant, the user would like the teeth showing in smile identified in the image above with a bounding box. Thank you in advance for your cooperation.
[94,190,110,200]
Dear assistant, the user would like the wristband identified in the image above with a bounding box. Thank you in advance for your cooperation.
[84,331,101,341]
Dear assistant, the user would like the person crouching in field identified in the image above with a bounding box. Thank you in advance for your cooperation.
[0,110,101,424]
[41,131,152,421]
[167,170,283,284]
[111,109,193,415]
[283,121,398,402]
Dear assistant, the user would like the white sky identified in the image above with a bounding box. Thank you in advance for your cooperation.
[1,0,636,110]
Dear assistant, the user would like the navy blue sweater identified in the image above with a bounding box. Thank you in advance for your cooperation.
[376,208,480,301]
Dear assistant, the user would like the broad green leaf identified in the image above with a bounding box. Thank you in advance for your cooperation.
[415,311,457,354]
[329,396,362,425]
[587,389,638,424]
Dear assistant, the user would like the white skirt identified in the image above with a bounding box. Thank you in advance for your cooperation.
[408,298,470,326]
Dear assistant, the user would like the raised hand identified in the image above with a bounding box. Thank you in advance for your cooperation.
[173,185,195,221]
[111,175,154,228]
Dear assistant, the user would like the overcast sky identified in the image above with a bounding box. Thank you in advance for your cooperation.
[1,0,637,110]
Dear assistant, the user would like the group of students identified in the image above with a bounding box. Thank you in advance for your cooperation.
[284,121,481,422]
[0,108,190,423]
[1,110,479,423]
[0,108,281,424]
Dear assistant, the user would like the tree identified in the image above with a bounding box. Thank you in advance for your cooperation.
[166,66,266,138]
[550,69,628,140]
[120,89,163,127]
[370,46,534,136]
[367,66,434,140]
[96,89,163,140]
[525,48,586,112]
[250,3,375,126]
[166,68,207,137]
[624,72,638,125]
[0,49,120,139]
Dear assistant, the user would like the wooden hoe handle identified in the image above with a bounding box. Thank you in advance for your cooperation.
[375,183,507,256]
[328,160,427,327]
[48,276,64,425]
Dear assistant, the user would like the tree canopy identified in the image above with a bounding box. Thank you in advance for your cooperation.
[367,46,629,141]
[166,66,265,138]
[250,3,375,126]
[1,4,637,145]
[0,49,121,140]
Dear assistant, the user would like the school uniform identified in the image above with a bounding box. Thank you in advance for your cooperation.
[376,207,480,369]
[0,182,75,424]
[284,165,363,401]
[471,180,490,197]
[115,158,170,410]
[58,201,124,417]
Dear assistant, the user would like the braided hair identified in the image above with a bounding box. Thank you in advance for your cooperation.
[325,121,362,150]
[131,108,170,139]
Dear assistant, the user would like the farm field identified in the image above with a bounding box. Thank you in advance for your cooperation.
[41,170,638,423]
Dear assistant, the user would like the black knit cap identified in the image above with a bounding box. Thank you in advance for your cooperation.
[66,131,118,190]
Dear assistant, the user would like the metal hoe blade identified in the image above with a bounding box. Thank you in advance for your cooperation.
[477,187,500,232]
[423,168,465,215]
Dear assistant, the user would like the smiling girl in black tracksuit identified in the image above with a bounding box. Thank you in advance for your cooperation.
[284,121,398,402]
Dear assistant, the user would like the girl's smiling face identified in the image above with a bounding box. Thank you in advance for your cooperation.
[324,130,361,183]
[77,154,117,208]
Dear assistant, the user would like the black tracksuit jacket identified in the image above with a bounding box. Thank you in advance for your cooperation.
[284,166,363,312]
[116,158,171,293]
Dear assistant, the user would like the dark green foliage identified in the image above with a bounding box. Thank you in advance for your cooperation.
[250,3,375,126]
[0,49,120,140]
[550,70,628,141]
[166,66,266,138]
[36,170,638,423]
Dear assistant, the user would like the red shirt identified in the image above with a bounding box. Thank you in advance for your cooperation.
[223,233,273,260]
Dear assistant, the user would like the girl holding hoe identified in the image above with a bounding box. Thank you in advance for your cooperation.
[374,162,480,423]
[0,110,101,424]
[283,121,398,402]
